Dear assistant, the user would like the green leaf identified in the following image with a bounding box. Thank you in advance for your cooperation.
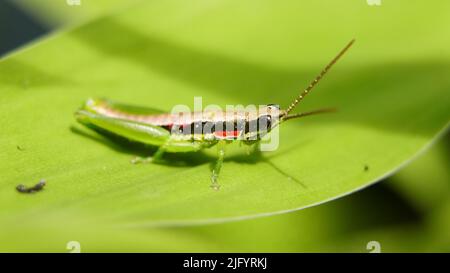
[1,0,449,248]
[389,137,450,212]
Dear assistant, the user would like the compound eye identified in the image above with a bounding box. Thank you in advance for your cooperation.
[257,115,272,130]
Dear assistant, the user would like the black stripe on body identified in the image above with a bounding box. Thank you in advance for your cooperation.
[168,116,272,140]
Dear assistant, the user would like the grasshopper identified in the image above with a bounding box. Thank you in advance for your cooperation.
[75,40,354,190]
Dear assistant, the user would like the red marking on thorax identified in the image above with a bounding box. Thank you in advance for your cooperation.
[214,130,239,138]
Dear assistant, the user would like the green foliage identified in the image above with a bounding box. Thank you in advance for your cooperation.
[0,0,449,251]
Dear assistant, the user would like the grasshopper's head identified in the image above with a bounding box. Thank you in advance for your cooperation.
[254,104,285,132]
[254,104,334,136]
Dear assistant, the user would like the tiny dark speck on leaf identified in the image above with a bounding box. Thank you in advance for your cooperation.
[364,165,369,172]
[16,179,46,194]
[17,145,25,151]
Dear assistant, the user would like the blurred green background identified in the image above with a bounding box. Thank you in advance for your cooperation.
[0,0,449,252]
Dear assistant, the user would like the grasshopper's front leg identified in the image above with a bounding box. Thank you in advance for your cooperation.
[211,140,227,191]
[210,140,260,190]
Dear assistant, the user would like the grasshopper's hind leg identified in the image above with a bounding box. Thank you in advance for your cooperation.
[131,140,169,164]
[130,151,162,164]
[75,110,171,163]
[211,141,227,191]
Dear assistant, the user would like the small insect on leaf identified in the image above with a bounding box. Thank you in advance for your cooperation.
[16,179,46,194]
[74,40,355,190]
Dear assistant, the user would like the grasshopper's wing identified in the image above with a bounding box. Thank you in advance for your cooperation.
[81,98,166,117]
[75,110,170,147]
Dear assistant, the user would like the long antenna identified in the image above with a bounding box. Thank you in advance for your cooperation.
[282,108,337,121]
[284,39,355,115]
